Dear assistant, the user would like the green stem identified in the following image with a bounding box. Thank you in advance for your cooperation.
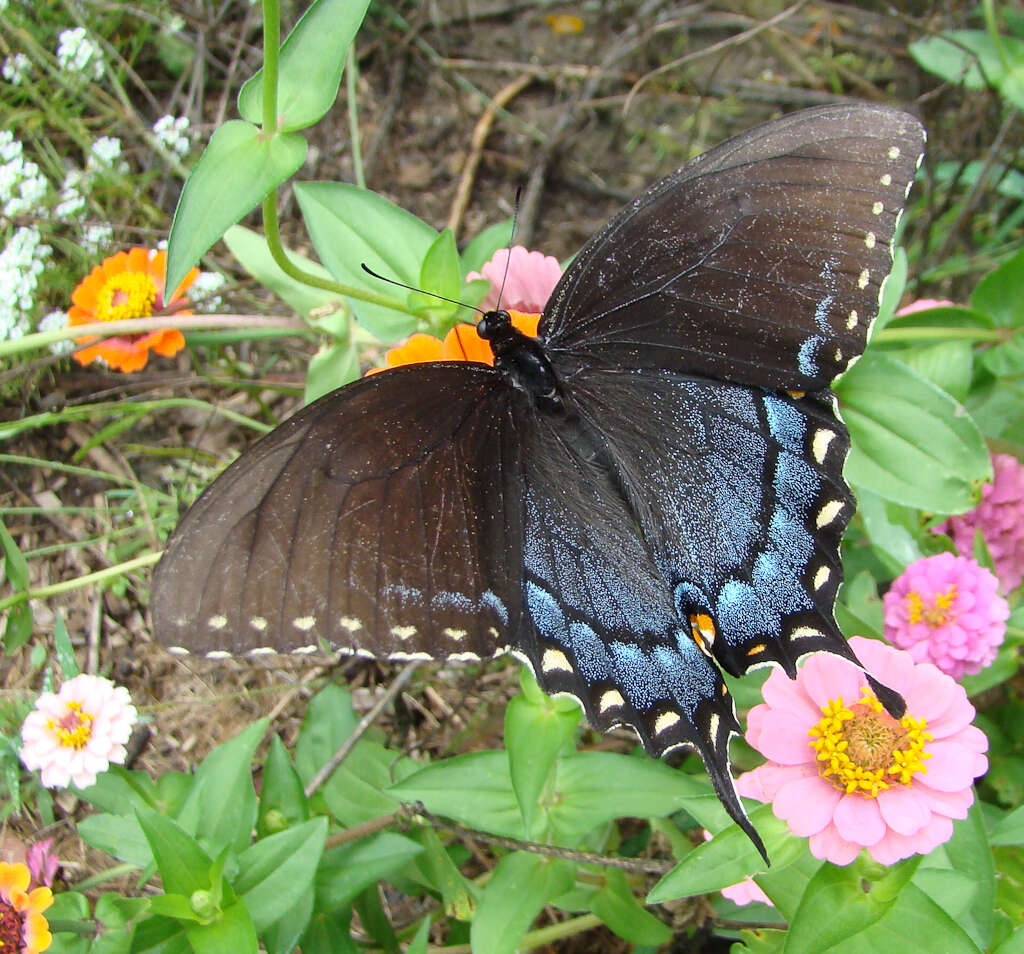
[0,398,271,443]
[0,314,309,360]
[874,326,1005,344]
[982,0,1010,72]
[347,45,365,189]
[72,862,143,893]
[262,0,280,133]
[0,552,160,612]
[259,194,410,310]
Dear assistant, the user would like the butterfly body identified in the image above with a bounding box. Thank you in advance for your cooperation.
[152,104,926,854]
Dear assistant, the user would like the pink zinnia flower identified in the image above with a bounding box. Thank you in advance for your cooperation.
[24,841,58,890]
[896,298,956,316]
[466,246,562,313]
[741,637,988,866]
[21,674,137,790]
[935,453,1024,594]
[882,553,1008,680]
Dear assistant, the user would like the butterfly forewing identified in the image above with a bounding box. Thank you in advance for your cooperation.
[152,365,527,660]
[541,104,925,391]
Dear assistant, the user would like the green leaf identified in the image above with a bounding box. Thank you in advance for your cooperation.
[413,229,463,327]
[591,869,672,946]
[648,804,801,903]
[973,247,1024,327]
[294,181,435,342]
[185,900,259,954]
[300,910,359,954]
[52,613,79,677]
[406,825,478,921]
[304,337,359,403]
[223,224,344,319]
[294,683,358,781]
[784,857,911,953]
[0,518,32,652]
[838,351,991,511]
[136,807,213,896]
[77,812,153,868]
[128,914,191,954]
[389,751,523,838]
[853,489,926,573]
[506,671,581,837]
[258,735,309,838]
[166,120,308,296]
[238,0,372,132]
[909,31,1024,90]
[315,832,423,910]
[262,892,314,954]
[470,853,575,954]
[900,341,973,403]
[548,752,712,845]
[835,569,886,639]
[991,803,1024,846]
[826,882,982,954]
[236,817,327,933]
[178,718,267,855]
[873,246,907,334]
[914,803,994,950]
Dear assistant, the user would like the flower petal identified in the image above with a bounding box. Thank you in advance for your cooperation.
[808,825,861,866]
[773,776,840,837]
[877,784,931,835]
[833,793,885,846]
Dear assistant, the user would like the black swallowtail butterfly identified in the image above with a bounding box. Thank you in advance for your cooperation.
[152,104,926,856]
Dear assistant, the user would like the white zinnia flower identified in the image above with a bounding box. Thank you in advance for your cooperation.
[21,674,138,789]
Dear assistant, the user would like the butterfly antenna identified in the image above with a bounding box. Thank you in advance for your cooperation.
[360,264,484,317]
[494,186,522,312]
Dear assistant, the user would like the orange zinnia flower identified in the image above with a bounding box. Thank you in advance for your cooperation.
[368,310,541,374]
[0,862,53,953]
[69,248,199,373]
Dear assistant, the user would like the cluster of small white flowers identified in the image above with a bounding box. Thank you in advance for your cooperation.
[0,226,52,341]
[190,270,227,309]
[82,222,113,254]
[0,131,51,217]
[55,168,87,219]
[2,52,30,85]
[87,135,129,175]
[56,27,105,82]
[38,309,74,353]
[152,115,191,157]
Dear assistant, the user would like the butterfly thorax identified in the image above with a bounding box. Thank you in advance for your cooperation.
[476,309,562,410]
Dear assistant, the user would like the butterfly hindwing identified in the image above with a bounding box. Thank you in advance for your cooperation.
[542,104,925,391]
[151,364,527,661]
[516,409,763,853]
[566,368,860,681]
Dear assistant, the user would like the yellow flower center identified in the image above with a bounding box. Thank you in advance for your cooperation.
[905,585,957,627]
[47,701,93,750]
[808,687,932,797]
[95,272,158,322]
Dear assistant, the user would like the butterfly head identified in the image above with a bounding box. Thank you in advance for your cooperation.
[477,309,561,408]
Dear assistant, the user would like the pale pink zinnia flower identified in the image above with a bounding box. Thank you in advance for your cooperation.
[466,246,562,313]
[882,552,1008,680]
[896,298,956,316]
[935,453,1024,594]
[21,674,137,790]
[24,839,58,889]
[740,637,988,866]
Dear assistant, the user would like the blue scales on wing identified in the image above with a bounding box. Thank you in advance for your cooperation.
[515,406,762,855]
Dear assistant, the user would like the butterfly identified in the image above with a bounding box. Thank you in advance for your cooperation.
[151,104,926,857]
